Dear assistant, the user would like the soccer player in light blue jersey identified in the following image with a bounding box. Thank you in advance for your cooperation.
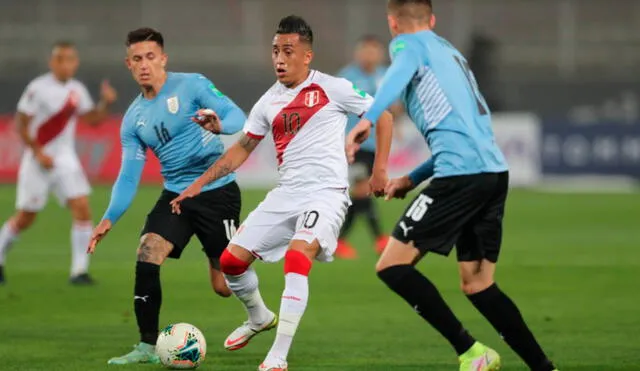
[336,35,393,259]
[87,28,247,365]
[348,1,558,371]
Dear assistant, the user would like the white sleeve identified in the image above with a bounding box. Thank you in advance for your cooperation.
[329,77,374,117]
[76,82,95,115]
[242,96,270,138]
[17,81,39,116]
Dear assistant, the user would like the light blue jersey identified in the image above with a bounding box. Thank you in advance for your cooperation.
[338,64,387,152]
[102,72,246,223]
[364,30,508,184]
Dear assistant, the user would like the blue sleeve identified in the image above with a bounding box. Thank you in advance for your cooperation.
[408,157,434,185]
[101,120,146,224]
[363,38,421,123]
[195,75,246,135]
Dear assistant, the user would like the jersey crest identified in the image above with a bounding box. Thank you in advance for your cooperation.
[304,90,320,108]
[166,96,179,114]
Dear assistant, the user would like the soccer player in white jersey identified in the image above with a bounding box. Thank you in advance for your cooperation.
[0,41,117,285]
[171,15,393,371]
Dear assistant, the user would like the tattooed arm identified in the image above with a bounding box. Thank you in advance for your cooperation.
[170,133,262,213]
[197,133,261,185]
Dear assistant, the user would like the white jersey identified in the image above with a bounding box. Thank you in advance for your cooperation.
[16,72,94,157]
[244,70,374,192]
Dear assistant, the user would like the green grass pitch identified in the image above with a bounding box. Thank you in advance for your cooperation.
[0,185,638,370]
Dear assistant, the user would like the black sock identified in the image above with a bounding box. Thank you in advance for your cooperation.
[467,284,555,371]
[134,261,162,345]
[362,198,383,237]
[378,265,476,355]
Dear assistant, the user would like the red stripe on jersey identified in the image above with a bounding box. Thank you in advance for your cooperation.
[36,91,79,146]
[272,83,329,165]
[245,131,265,140]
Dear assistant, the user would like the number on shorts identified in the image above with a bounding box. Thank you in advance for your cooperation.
[405,194,433,222]
[223,219,237,240]
[302,210,319,229]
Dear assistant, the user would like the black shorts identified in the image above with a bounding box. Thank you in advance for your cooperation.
[349,150,375,183]
[141,181,241,260]
[392,172,509,262]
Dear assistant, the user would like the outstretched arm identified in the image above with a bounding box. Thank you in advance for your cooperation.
[101,158,145,224]
[408,157,434,185]
[363,42,421,124]
[369,110,393,196]
[384,158,434,201]
[197,133,261,186]
[88,154,145,253]
[88,119,146,253]
[170,133,262,214]
[195,77,246,135]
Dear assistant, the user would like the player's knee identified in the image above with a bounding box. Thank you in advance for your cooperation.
[375,255,404,273]
[13,211,37,231]
[68,197,92,221]
[137,233,171,265]
[220,249,250,276]
[375,259,389,273]
[460,277,494,295]
[284,249,312,276]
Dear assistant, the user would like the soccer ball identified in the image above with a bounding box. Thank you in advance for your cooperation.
[156,323,207,369]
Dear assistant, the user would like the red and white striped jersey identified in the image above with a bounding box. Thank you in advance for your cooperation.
[243,70,374,192]
[17,73,94,156]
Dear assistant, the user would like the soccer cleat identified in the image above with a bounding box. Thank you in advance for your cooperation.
[459,342,501,371]
[258,359,288,371]
[0,265,5,285]
[224,312,278,351]
[70,273,96,285]
[335,239,357,259]
[107,343,160,365]
[375,235,390,255]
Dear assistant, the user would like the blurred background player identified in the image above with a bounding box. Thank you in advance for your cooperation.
[0,41,117,285]
[336,35,403,259]
[171,15,393,371]
[87,28,246,365]
[349,1,559,370]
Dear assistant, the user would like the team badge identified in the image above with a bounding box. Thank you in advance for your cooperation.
[304,90,320,107]
[167,96,179,114]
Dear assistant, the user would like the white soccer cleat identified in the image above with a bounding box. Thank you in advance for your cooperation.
[223,312,278,351]
[258,359,288,371]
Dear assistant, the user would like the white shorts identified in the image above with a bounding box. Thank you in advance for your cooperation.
[16,153,91,212]
[230,187,351,263]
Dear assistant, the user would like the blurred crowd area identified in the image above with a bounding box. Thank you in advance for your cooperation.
[1,0,639,121]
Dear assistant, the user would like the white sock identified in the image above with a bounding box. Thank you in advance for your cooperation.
[70,220,92,276]
[225,267,271,325]
[0,221,19,265]
[266,272,309,363]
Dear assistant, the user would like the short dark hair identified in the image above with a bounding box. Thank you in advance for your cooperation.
[357,34,383,47]
[126,27,164,48]
[275,15,313,45]
[388,0,433,19]
[52,40,75,50]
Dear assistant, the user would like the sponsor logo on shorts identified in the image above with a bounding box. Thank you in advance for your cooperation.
[399,221,414,237]
[134,295,149,302]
